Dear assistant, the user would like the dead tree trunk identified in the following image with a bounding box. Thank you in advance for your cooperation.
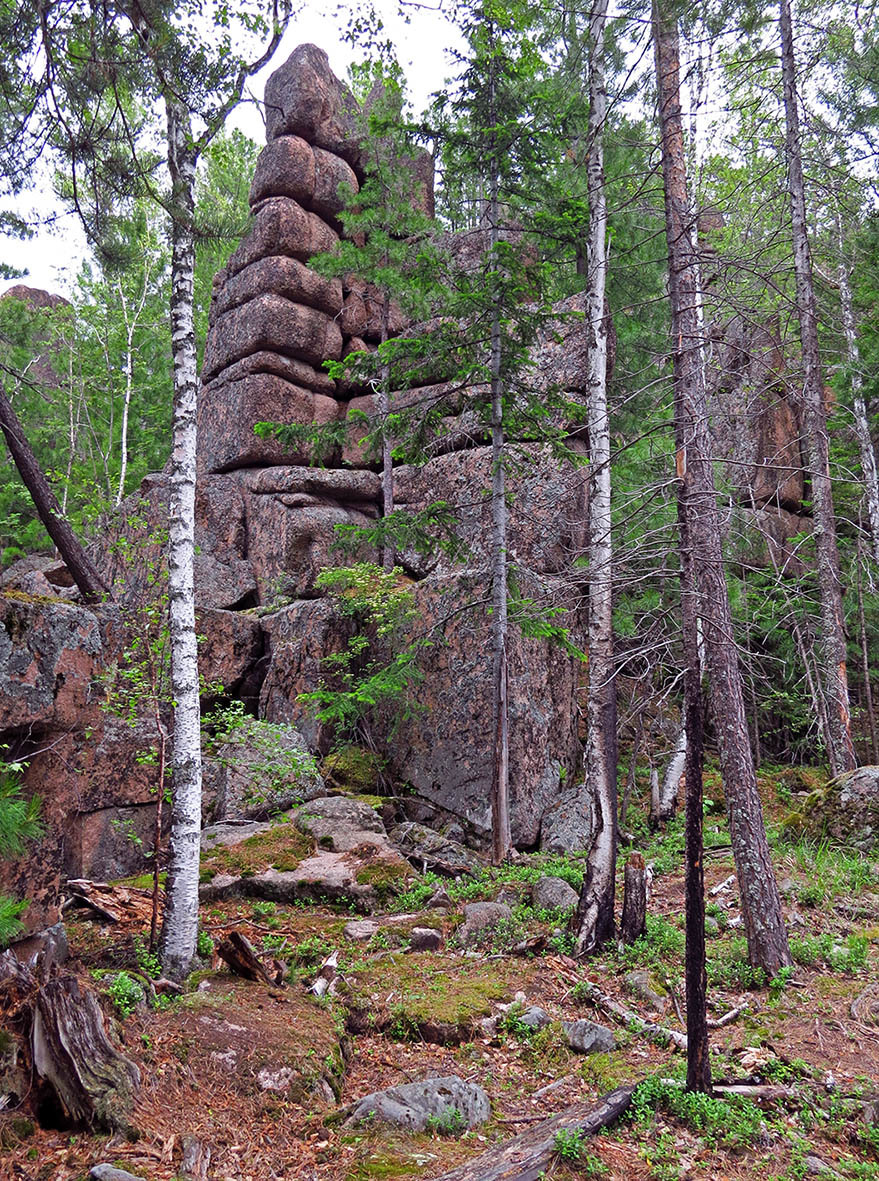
[431,1084,636,1181]
[30,974,140,1131]
[620,852,648,944]
[779,0,856,775]
[0,388,111,604]
[653,0,792,977]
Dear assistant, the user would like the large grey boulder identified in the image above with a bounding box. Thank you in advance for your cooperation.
[540,785,595,854]
[294,795,389,853]
[347,1076,490,1131]
[785,766,879,850]
[203,716,324,822]
[533,875,580,912]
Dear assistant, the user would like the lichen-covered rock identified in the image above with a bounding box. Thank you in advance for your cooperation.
[203,292,343,380]
[347,1075,490,1131]
[264,44,361,165]
[784,765,879,850]
[540,784,596,854]
[227,197,339,276]
[214,254,343,321]
[458,901,513,948]
[532,875,580,912]
[562,1019,616,1054]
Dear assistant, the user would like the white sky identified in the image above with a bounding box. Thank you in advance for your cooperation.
[1,0,462,298]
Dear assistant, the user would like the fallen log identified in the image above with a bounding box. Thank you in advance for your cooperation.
[430,1084,637,1181]
[573,980,688,1051]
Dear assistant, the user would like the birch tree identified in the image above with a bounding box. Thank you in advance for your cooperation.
[572,0,617,956]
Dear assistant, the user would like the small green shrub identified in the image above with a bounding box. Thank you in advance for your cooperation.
[632,1075,764,1149]
[196,930,214,958]
[108,972,145,1018]
[133,935,161,980]
[426,1107,467,1137]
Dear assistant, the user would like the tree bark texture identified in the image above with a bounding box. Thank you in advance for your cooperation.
[838,244,879,570]
[779,0,856,775]
[0,388,111,604]
[653,0,792,976]
[31,975,140,1130]
[158,96,203,981]
[576,0,617,956]
[654,726,685,828]
[430,1084,636,1181]
[379,288,394,572]
[620,851,648,944]
[487,18,511,866]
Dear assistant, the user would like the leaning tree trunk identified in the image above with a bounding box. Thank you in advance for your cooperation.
[574,0,616,955]
[158,96,203,981]
[487,18,511,867]
[0,388,111,604]
[653,0,792,977]
[779,0,856,775]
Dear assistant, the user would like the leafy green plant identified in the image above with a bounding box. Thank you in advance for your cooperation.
[631,1075,764,1149]
[425,1107,467,1138]
[0,758,43,947]
[553,1127,586,1162]
[196,929,214,958]
[107,972,145,1018]
[133,934,162,979]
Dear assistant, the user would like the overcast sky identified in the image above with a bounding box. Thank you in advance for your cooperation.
[2,0,462,297]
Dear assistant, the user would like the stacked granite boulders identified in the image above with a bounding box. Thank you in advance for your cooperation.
[192,44,589,847]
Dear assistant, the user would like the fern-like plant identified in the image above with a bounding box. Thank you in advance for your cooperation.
[0,759,44,946]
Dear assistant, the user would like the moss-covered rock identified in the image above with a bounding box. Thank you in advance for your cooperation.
[322,746,383,794]
[783,765,879,850]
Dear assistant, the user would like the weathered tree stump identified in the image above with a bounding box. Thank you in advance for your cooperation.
[620,852,648,944]
[216,930,275,984]
[32,975,140,1130]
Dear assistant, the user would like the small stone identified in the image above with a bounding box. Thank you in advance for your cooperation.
[517,1006,551,1032]
[533,875,579,912]
[804,1154,841,1176]
[409,927,443,951]
[562,1019,616,1054]
[90,1168,146,1181]
[458,901,513,948]
[704,915,720,937]
[624,969,668,1014]
[479,1015,499,1037]
[344,920,379,942]
[778,877,797,898]
[427,886,452,909]
[257,1066,298,1092]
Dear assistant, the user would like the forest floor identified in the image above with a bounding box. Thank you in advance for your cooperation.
[3,765,879,1181]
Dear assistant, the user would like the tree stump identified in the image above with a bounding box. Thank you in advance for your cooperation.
[620,852,647,944]
[32,975,140,1130]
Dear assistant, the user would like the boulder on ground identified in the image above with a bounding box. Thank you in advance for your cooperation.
[784,766,879,850]
[562,1019,616,1054]
[458,901,513,949]
[533,875,580,912]
[347,1075,490,1131]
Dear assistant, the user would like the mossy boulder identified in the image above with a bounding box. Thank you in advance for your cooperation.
[322,745,382,793]
[783,765,879,850]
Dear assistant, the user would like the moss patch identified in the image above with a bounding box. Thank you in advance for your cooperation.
[200,823,313,878]
[323,746,383,793]
[345,952,533,1043]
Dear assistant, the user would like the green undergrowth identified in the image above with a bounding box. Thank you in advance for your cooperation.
[390,853,586,912]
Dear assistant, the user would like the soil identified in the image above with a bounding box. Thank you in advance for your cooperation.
[1,771,878,1181]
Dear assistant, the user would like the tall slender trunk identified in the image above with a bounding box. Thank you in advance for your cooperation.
[0,387,110,604]
[779,0,856,775]
[837,236,879,570]
[379,288,394,572]
[653,0,791,976]
[857,537,879,764]
[158,96,202,982]
[487,17,511,866]
[574,0,616,956]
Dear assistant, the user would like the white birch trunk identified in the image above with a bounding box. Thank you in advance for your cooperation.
[158,96,202,981]
[575,0,615,956]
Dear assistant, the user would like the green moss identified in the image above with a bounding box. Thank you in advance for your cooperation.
[322,746,383,793]
[200,823,312,877]
[354,858,412,899]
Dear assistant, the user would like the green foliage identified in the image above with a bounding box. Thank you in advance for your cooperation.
[107,971,145,1018]
[196,930,214,958]
[425,1107,468,1138]
[133,934,162,980]
[0,759,43,947]
[631,1075,764,1149]
[298,563,428,745]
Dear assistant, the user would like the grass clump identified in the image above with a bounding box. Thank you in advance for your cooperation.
[425,1107,467,1137]
[631,1074,764,1149]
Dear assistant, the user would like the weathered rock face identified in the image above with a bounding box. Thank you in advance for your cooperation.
[785,766,879,850]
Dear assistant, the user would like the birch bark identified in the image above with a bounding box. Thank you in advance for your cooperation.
[574,0,616,956]
[157,96,202,981]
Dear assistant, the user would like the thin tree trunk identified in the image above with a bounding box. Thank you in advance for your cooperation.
[857,537,879,763]
[379,289,394,572]
[158,96,202,981]
[575,0,616,955]
[0,387,111,604]
[779,0,856,774]
[838,237,879,569]
[619,851,647,944]
[653,0,791,977]
[654,725,685,828]
[487,17,511,867]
